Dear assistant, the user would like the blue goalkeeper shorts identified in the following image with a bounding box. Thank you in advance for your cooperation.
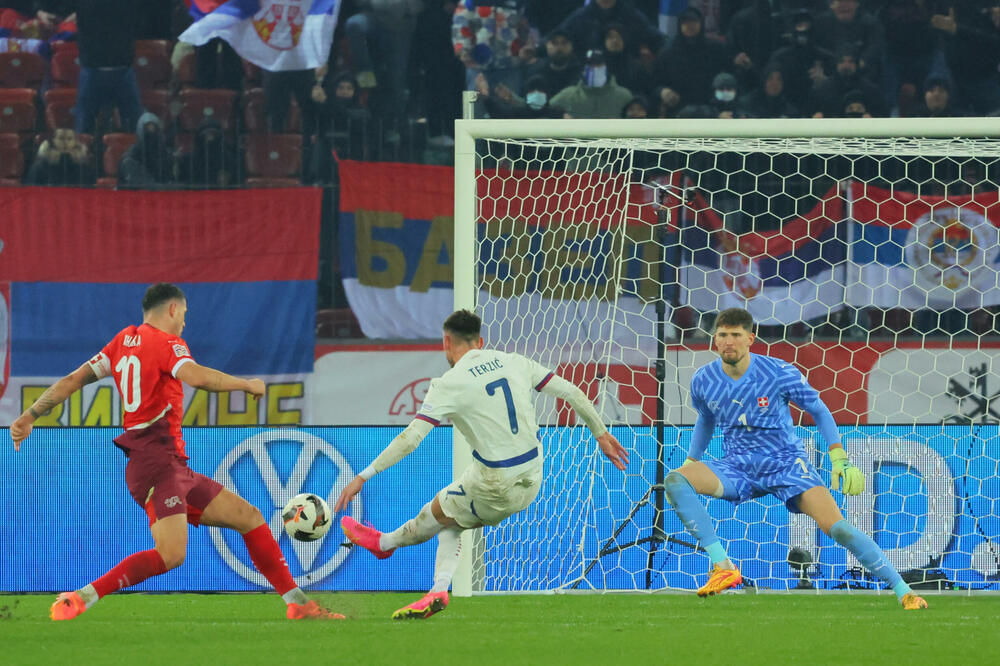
[704,452,824,513]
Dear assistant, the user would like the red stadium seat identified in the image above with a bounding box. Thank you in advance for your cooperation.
[50,49,82,88]
[246,133,301,187]
[134,50,172,91]
[136,39,171,60]
[100,132,137,186]
[44,88,78,130]
[0,88,37,135]
[242,87,301,133]
[0,51,46,89]
[140,89,172,126]
[177,88,236,132]
[175,51,197,89]
[0,132,24,183]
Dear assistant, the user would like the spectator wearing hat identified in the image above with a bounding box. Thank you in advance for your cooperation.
[811,44,887,117]
[550,48,633,118]
[737,63,800,118]
[556,0,664,57]
[652,7,728,116]
[524,27,583,98]
[707,72,742,118]
[907,74,965,117]
[840,89,873,118]
[621,95,651,118]
[602,22,648,97]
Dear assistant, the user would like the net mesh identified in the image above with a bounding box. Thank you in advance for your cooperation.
[466,134,1000,593]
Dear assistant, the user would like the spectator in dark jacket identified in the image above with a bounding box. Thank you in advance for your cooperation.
[726,0,781,91]
[119,112,176,188]
[477,73,565,118]
[556,0,663,56]
[909,74,966,117]
[737,62,800,118]
[811,44,887,117]
[523,27,582,97]
[766,9,831,113]
[176,118,241,188]
[602,22,649,97]
[42,0,143,134]
[812,0,885,79]
[932,2,1000,115]
[652,7,729,115]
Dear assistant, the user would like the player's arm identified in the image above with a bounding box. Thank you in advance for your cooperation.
[334,418,435,513]
[10,362,99,450]
[686,407,715,466]
[175,362,264,398]
[538,375,628,471]
[791,377,864,495]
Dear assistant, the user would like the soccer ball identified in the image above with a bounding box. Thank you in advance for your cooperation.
[282,493,332,542]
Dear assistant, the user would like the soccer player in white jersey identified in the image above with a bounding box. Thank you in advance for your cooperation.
[667,307,927,609]
[335,309,629,619]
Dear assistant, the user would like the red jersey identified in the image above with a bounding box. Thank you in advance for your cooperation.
[88,323,194,458]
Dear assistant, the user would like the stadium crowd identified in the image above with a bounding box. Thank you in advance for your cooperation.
[0,0,999,185]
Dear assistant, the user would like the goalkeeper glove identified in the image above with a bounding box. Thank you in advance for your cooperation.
[829,448,864,495]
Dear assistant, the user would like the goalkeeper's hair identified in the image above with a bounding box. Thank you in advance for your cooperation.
[142,283,186,312]
[443,309,482,343]
[714,307,755,334]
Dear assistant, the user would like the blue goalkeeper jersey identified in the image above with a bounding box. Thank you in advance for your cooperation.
[689,353,839,459]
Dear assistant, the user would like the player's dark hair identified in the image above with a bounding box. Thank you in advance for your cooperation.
[142,283,185,312]
[714,308,755,333]
[443,309,482,343]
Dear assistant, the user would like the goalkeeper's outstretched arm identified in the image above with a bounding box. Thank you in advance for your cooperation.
[334,418,435,512]
[539,375,629,471]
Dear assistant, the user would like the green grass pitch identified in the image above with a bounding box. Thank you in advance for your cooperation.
[1,592,995,665]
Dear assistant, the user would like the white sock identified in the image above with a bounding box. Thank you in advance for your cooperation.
[281,587,309,605]
[380,501,445,551]
[77,584,99,609]
[430,527,463,593]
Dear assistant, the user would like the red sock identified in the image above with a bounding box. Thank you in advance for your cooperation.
[91,549,167,598]
[242,524,297,595]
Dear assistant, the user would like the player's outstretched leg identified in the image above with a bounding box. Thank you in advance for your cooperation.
[391,526,462,620]
[341,516,396,559]
[664,471,742,596]
[829,520,927,610]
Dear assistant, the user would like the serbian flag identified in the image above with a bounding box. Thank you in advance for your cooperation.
[180,0,341,72]
[846,182,1000,309]
[679,184,848,325]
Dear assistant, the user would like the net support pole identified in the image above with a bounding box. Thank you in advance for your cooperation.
[452,111,479,597]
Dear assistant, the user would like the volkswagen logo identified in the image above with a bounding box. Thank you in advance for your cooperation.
[209,429,360,587]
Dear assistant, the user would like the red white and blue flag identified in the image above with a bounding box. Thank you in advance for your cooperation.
[180,0,341,72]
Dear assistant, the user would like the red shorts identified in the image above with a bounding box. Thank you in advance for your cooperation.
[116,422,224,527]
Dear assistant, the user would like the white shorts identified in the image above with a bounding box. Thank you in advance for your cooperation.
[437,464,542,528]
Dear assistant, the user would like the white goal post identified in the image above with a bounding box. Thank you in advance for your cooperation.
[451,117,1000,596]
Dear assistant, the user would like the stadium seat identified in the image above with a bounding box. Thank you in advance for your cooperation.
[134,50,172,91]
[100,132,137,187]
[44,88,77,130]
[140,89,172,126]
[50,49,82,88]
[0,88,38,136]
[242,87,301,133]
[0,132,24,184]
[0,51,46,89]
[177,89,236,132]
[246,133,301,187]
[135,39,171,60]
[175,52,198,89]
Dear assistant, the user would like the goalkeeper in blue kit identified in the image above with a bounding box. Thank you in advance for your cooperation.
[667,308,927,609]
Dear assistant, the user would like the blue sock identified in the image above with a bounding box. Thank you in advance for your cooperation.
[664,472,728,565]
[830,520,911,599]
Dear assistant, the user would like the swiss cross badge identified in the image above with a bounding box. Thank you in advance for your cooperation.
[757,396,769,408]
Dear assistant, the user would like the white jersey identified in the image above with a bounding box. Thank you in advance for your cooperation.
[416,348,553,477]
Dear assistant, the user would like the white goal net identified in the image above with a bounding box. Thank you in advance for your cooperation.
[453,119,1000,594]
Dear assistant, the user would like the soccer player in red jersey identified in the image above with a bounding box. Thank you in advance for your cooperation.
[10,283,343,621]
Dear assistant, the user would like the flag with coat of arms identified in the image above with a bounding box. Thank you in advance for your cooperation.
[180,0,341,72]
